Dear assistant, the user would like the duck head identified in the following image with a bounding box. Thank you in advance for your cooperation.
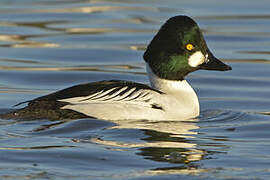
[144,15,231,81]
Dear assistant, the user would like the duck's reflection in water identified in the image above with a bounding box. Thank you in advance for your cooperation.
[91,118,206,176]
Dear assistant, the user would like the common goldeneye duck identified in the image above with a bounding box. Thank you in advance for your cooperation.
[1,15,231,121]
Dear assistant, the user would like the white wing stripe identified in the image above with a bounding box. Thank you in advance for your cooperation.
[122,90,146,101]
[101,86,130,101]
[108,87,137,101]
[86,87,118,100]
[79,90,104,101]
[100,87,135,101]
[90,86,129,101]
[58,87,156,106]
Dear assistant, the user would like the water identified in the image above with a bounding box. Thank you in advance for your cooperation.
[0,0,270,179]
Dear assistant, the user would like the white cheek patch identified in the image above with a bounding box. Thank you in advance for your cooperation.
[188,51,205,67]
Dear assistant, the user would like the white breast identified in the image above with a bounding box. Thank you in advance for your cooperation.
[146,64,200,120]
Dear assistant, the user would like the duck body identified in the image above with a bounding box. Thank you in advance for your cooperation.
[60,78,199,121]
[1,78,199,120]
[0,15,231,121]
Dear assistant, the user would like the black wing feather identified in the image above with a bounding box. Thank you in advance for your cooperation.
[32,80,163,103]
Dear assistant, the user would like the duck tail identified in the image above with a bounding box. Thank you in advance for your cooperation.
[0,108,29,120]
[0,101,89,120]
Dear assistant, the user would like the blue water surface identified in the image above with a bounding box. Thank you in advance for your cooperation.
[0,0,270,179]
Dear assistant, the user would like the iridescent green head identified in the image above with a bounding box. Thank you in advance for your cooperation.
[144,15,231,80]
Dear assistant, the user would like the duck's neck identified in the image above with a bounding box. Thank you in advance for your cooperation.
[146,64,196,94]
[146,63,200,118]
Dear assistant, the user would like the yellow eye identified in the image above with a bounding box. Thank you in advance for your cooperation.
[186,43,194,51]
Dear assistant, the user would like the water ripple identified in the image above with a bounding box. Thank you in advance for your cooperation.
[0,0,270,179]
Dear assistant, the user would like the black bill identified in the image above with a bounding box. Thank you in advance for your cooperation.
[199,50,232,71]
